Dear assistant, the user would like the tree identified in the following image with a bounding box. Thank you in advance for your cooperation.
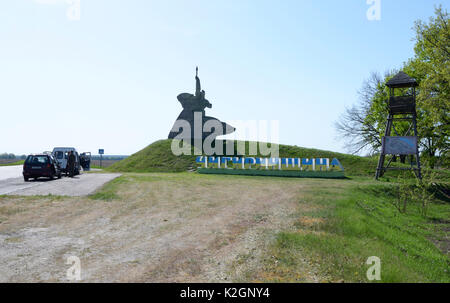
[336,6,449,167]
[335,71,388,155]
[409,6,449,167]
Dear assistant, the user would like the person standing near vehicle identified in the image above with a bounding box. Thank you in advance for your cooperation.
[67,151,76,178]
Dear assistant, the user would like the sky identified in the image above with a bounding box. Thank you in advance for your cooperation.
[0,0,447,156]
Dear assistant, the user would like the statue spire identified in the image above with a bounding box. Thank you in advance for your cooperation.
[195,66,201,97]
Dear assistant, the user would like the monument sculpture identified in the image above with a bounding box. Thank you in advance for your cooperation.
[168,67,236,144]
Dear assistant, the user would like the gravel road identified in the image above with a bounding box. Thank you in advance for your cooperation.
[0,173,322,282]
[0,166,120,196]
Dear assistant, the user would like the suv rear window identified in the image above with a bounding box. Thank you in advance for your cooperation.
[25,156,49,165]
[54,150,73,159]
[54,151,64,159]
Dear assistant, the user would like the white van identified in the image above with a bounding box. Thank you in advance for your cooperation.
[52,147,81,175]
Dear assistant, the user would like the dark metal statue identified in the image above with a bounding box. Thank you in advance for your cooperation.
[168,67,235,143]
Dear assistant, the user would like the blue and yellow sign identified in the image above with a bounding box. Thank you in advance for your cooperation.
[196,157,345,178]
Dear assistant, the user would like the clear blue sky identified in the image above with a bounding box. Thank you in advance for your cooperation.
[0,0,447,155]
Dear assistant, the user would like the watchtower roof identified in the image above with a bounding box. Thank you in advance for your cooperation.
[386,71,418,88]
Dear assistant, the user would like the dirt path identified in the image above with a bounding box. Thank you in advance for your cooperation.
[0,173,319,282]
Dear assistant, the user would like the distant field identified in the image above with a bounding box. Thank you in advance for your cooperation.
[0,159,24,166]
[90,159,122,168]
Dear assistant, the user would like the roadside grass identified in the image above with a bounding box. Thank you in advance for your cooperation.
[267,178,450,282]
[87,172,450,282]
[88,176,130,201]
[88,173,185,201]
[0,194,67,224]
[0,160,24,166]
[89,165,103,169]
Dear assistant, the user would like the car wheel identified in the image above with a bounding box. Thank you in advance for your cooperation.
[24,177,29,182]
[58,173,62,179]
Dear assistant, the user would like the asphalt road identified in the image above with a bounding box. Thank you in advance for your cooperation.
[0,166,121,196]
[0,165,23,181]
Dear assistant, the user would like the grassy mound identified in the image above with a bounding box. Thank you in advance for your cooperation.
[108,139,381,176]
[108,140,197,173]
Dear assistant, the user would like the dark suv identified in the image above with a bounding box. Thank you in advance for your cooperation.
[23,154,62,181]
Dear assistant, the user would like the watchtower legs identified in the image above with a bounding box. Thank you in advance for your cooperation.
[375,113,422,180]
[375,114,393,179]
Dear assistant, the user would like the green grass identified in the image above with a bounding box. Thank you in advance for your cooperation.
[107,139,380,175]
[108,140,197,173]
[88,176,129,201]
[271,178,450,282]
[0,160,24,166]
[89,191,119,201]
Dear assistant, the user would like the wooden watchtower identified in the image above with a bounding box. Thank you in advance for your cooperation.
[375,71,422,179]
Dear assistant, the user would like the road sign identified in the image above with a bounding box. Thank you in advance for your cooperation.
[98,149,104,168]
